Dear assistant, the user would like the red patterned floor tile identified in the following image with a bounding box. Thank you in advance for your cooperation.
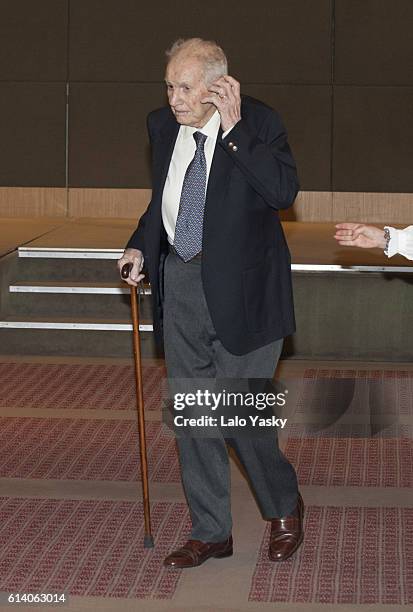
[0,363,166,411]
[303,369,413,380]
[285,437,413,487]
[0,418,180,482]
[1,415,411,487]
[250,506,413,604]
[0,498,190,599]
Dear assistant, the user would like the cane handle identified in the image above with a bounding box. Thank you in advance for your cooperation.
[121,262,133,279]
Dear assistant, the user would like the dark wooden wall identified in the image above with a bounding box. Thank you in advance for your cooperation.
[1,0,412,193]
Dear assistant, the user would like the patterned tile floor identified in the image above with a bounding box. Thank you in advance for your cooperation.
[0,416,411,488]
[0,418,179,482]
[0,362,166,411]
[0,498,189,599]
[250,506,413,605]
[0,359,411,610]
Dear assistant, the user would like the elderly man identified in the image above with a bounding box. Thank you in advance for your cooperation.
[118,38,303,568]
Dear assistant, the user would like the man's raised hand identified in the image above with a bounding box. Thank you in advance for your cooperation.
[201,75,241,133]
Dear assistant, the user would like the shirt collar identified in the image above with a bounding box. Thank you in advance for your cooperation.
[181,110,220,141]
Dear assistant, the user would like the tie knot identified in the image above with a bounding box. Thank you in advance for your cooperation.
[193,131,207,148]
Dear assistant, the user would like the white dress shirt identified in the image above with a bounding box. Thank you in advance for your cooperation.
[385,225,413,260]
[162,110,233,244]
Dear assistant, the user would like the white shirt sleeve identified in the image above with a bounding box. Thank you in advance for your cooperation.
[222,126,235,139]
[384,225,413,260]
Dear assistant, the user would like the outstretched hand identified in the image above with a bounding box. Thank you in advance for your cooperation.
[334,223,386,250]
[201,75,241,133]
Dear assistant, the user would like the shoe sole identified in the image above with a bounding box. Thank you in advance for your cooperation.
[164,549,233,569]
[213,549,233,559]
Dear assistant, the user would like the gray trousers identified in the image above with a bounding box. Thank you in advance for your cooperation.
[163,250,298,542]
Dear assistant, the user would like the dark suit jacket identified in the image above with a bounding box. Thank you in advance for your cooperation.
[126,95,299,355]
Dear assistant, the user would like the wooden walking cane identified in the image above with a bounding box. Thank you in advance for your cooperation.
[121,263,154,548]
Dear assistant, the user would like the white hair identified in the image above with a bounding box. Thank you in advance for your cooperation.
[166,38,228,84]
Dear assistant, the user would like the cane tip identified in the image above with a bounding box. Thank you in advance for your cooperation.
[144,534,155,548]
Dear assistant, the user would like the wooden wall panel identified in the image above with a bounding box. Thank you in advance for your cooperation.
[0,188,67,217]
[68,188,151,218]
[281,192,333,222]
[1,189,412,225]
[332,192,413,224]
[69,190,335,222]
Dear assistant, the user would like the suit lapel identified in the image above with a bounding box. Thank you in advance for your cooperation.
[147,116,179,249]
[152,117,179,201]
[204,125,231,216]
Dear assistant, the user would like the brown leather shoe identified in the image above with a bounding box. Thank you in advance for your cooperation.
[163,535,233,568]
[268,493,304,562]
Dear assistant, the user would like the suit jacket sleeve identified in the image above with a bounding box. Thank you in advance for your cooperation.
[124,114,156,253]
[220,109,299,210]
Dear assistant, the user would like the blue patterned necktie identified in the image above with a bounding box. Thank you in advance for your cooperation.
[173,131,208,262]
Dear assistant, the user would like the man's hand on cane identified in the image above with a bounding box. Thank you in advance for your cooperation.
[117,248,145,286]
